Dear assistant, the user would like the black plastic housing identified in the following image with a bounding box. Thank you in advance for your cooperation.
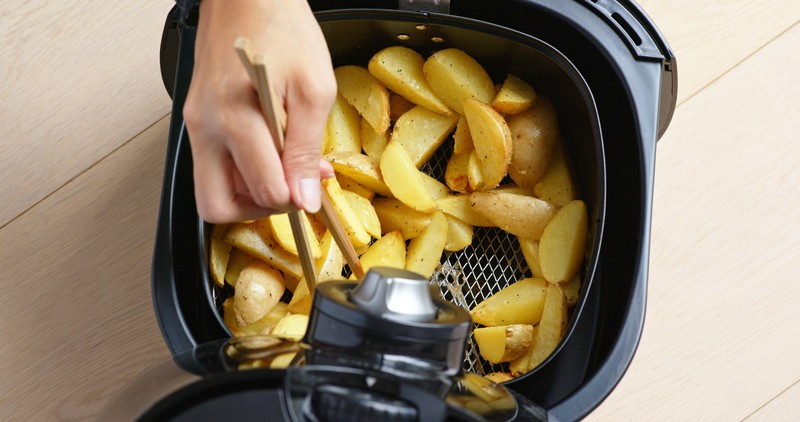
[152,0,676,419]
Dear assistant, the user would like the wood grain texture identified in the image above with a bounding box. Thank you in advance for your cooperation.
[637,0,800,104]
[587,22,800,421]
[0,117,172,421]
[0,0,173,227]
[746,380,800,421]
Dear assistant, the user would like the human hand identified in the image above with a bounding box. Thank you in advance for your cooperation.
[183,0,336,223]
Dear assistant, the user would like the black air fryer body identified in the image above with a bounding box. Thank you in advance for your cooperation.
[149,1,676,420]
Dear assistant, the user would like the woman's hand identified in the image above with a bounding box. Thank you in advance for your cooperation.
[183,0,336,223]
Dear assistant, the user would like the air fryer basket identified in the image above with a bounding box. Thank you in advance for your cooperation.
[196,8,605,393]
[154,1,676,419]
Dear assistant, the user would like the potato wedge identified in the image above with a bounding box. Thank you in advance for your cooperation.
[210,223,231,287]
[233,260,286,326]
[372,198,433,239]
[463,98,512,190]
[321,177,372,248]
[323,94,362,154]
[268,213,322,259]
[435,194,494,227]
[342,190,381,239]
[518,238,543,278]
[491,74,537,114]
[484,372,514,384]
[467,150,484,191]
[390,105,458,168]
[224,221,303,280]
[389,92,415,123]
[368,46,451,115]
[453,115,474,154]
[224,248,251,287]
[421,172,450,200]
[539,200,588,283]
[468,191,558,241]
[509,284,566,375]
[444,214,473,252]
[223,298,289,337]
[470,277,548,326]
[507,97,559,189]
[360,117,388,161]
[445,151,471,194]
[316,230,346,282]
[406,211,448,278]
[533,138,578,206]
[326,152,392,197]
[357,231,406,275]
[492,183,531,196]
[271,314,309,342]
[380,141,436,212]
[473,324,534,363]
[423,48,496,114]
[288,278,313,315]
[334,65,390,134]
[559,275,582,307]
[336,173,374,200]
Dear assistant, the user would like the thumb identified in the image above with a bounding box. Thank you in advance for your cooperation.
[281,99,333,214]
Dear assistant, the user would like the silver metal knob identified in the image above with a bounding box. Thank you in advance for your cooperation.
[350,267,438,322]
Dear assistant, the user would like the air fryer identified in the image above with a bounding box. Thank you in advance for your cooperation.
[148,0,676,420]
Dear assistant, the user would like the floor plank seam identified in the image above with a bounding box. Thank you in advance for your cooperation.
[741,377,800,421]
[0,113,172,232]
[676,19,800,109]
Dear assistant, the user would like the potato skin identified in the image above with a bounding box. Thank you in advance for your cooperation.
[507,97,559,190]
[233,260,286,326]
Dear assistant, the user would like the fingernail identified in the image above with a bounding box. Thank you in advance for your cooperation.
[300,178,321,213]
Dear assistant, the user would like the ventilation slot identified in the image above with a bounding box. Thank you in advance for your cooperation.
[611,12,642,46]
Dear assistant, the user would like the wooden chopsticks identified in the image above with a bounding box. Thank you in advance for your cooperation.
[234,37,365,285]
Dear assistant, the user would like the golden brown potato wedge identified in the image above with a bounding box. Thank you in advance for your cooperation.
[436,194,494,227]
[391,105,458,168]
[445,151,471,194]
[360,117,388,161]
[518,238,543,278]
[380,141,436,212]
[210,223,231,287]
[270,314,309,342]
[484,372,514,384]
[342,189,381,239]
[559,275,582,307]
[223,298,289,337]
[357,231,407,274]
[389,92,415,123]
[533,138,579,206]
[372,198,433,239]
[468,191,558,241]
[224,248,251,287]
[473,324,534,363]
[509,283,566,375]
[470,277,548,326]
[321,177,372,248]
[463,98,512,190]
[492,183,531,196]
[326,152,392,197]
[323,94,362,154]
[288,279,313,315]
[467,150,484,191]
[423,48,496,114]
[444,214,474,252]
[223,221,303,280]
[233,260,286,326]
[336,173,374,201]
[420,172,450,200]
[406,211,448,278]
[491,74,537,114]
[453,115,474,154]
[316,230,346,282]
[334,65,390,134]
[507,97,559,189]
[268,213,322,259]
[539,200,588,283]
[368,46,451,115]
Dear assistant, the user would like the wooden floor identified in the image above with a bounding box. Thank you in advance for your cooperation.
[2,1,799,420]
